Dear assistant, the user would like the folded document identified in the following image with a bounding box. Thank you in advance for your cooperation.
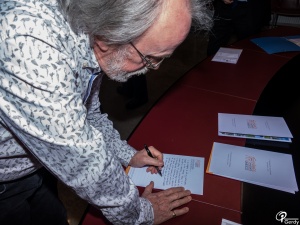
[218,113,293,143]
[207,142,298,193]
[251,35,300,54]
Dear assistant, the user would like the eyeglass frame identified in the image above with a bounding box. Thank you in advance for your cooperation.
[129,42,165,69]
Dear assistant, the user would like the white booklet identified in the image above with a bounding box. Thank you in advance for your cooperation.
[221,219,242,225]
[207,142,298,194]
[218,113,293,142]
[127,153,205,195]
[211,47,243,64]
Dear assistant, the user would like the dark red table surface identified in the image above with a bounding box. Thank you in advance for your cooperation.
[80,26,300,225]
[180,49,290,101]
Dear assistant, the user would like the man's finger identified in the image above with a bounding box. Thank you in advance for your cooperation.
[161,187,186,197]
[142,181,154,197]
[171,195,192,209]
[169,189,191,202]
[171,207,189,218]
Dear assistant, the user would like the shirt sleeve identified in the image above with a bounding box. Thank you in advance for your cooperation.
[0,30,154,225]
[84,75,137,167]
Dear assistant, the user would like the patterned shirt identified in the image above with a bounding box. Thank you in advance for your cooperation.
[0,0,153,224]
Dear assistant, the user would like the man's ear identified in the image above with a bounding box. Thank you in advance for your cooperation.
[94,38,110,52]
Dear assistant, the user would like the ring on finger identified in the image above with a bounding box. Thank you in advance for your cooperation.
[172,210,176,218]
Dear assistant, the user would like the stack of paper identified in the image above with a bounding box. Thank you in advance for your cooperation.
[211,47,243,64]
[218,113,293,142]
[221,219,242,225]
[126,154,205,195]
[207,142,298,193]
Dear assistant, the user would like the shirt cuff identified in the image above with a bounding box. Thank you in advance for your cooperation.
[136,197,154,225]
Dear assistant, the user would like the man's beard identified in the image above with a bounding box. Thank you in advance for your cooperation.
[105,46,149,82]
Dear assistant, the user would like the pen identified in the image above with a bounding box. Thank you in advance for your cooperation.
[144,144,162,176]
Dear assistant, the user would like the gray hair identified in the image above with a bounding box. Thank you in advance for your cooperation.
[58,0,212,45]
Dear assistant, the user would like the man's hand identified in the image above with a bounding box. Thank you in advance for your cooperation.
[129,146,164,174]
[142,181,192,225]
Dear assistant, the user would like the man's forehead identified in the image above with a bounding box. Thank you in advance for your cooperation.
[136,0,192,56]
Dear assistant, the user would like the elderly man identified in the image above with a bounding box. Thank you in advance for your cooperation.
[0,0,212,224]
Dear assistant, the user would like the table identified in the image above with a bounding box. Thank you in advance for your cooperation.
[80,26,300,225]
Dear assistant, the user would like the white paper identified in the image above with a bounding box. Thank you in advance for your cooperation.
[218,113,293,142]
[212,47,243,64]
[207,142,298,193]
[221,218,242,225]
[287,38,300,47]
[127,154,205,195]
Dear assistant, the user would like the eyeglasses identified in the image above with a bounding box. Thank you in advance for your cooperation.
[130,42,165,69]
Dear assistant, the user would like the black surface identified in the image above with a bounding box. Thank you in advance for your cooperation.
[242,53,300,225]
